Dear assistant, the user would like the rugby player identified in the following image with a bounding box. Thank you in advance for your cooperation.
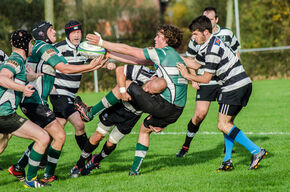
[8,21,106,183]
[177,15,267,171]
[70,64,166,177]
[177,7,241,157]
[1,30,50,188]
[79,24,188,175]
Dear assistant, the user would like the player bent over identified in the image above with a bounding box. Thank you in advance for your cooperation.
[8,21,106,184]
[70,64,166,177]
[78,24,187,175]
[177,16,267,171]
[1,30,50,188]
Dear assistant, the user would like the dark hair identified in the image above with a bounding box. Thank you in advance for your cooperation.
[188,15,212,33]
[157,24,183,49]
[203,7,218,18]
[65,20,82,39]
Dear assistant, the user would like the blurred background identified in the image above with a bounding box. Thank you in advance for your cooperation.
[0,0,289,91]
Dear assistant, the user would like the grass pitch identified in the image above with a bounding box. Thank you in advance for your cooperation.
[0,79,289,191]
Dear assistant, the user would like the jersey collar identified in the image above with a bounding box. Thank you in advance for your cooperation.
[65,38,77,50]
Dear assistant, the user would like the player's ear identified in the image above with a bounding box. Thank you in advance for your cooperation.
[215,17,219,23]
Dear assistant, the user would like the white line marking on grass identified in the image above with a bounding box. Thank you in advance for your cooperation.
[66,131,290,135]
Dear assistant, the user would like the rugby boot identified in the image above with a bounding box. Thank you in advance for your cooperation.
[8,164,25,181]
[217,159,234,172]
[176,146,189,157]
[24,177,51,188]
[74,96,93,122]
[129,169,139,176]
[81,154,100,176]
[69,165,82,178]
[249,148,268,170]
[41,174,58,183]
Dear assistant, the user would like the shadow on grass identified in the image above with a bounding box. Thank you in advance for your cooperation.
[16,135,270,182]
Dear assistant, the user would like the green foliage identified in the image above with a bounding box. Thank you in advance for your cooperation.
[240,0,290,48]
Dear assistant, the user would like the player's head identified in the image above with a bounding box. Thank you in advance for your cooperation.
[203,7,218,29]
[32,21,56,44]
[65,20,82,46]
[142,77,167,94]
[188,15,212,45]
[10,30,33,57]
[155,24,183,49]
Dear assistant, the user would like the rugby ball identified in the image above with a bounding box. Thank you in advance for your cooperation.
[78,41,106,59]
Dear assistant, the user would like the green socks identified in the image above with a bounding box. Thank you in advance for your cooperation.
[131,143,148,173]
[91,91,119,117]
[26,147,43,180]
[44,145,61,178]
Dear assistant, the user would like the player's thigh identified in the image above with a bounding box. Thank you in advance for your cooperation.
[68,111,84,131]
[44,120,66,142]
[12,120,49,143]
[194,100,211,117]
[0,133,12,154]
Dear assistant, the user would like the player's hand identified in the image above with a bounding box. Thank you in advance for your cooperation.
[120,92,131,101]
[24,84,35,97]
[86,32,103,46]
[106,62,116,70]
[191,81,200,90]
[177,63,189,79]
[26,65,43,81]
[89,55,105,69]
[149,125,164,133]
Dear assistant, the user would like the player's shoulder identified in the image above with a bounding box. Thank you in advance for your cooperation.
[219,27,234,36]
[54,40,67,48]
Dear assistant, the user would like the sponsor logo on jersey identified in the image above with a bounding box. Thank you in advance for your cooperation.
[42,49,57,61]
[214,38,221,46]
[6,60,19,68]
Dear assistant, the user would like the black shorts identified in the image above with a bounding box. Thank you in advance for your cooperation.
[20,103,56,128]
[49,95,77,119]
[0,113,27,134]
[218,83,252,106]
[127,82,184,128]
[196,84,220,101]
[99,103,141,135]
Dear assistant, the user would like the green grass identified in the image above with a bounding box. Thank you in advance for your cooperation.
[0,79,289,192]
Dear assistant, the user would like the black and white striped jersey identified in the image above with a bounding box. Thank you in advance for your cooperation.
[196,35,251,92]
[186,25,240,85]
[0,49,8,63]
[50,38,88,98]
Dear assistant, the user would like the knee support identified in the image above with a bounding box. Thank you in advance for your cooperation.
[96,122,114,136]
[108,127,125,144]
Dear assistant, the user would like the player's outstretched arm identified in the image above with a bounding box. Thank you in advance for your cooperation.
[55,55,105,74]
[86,33,146,60]
[107,51,153,66]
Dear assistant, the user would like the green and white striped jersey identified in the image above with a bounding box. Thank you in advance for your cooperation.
[0,52,26,116]
[23,40,67,104]
[143,46,188,107]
